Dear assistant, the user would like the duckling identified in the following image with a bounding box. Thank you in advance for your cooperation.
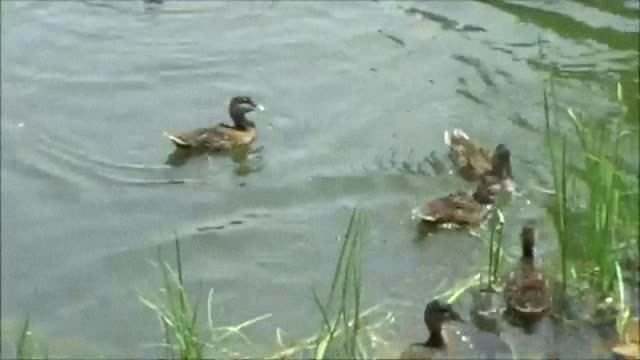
[472,144,517,205]
[413,191,488,228]
[401,300,463,359]
[444,128,493,182]
[503,224,552,323]
[163,96,264,152]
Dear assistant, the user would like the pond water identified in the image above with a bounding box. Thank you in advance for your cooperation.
[1,0,638,358]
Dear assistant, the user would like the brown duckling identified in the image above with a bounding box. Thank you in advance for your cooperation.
[503,224,552,323]
[472,144,517,205]
[444,128,493,182]
[413,191,488,228]
[401,300,464,359]
[163,96,264,152]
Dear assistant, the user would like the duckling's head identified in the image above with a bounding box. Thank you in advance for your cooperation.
[228,96,263,124]
[491,144,513,179]
[521,223,537,259]
[424,300,463,331]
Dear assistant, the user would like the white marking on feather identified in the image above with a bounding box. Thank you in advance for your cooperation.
[412,207,435,221]
[452,128,469,140]
[444,128,469,146]
[163,131,189,146]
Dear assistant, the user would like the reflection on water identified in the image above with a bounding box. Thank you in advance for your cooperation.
[1,0,638,358]
[164,143,264,178]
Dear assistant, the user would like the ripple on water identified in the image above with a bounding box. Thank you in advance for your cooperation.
[2,0,637,357]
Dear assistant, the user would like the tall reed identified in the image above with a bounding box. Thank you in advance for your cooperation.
[543,79,639,299]
[311,208,368,359]
[268,208,392,360]
[139,238,204,360]
[485,206,505,289]
[10,315,48,360]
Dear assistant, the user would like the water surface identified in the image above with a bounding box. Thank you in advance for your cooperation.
[1,0,638,358]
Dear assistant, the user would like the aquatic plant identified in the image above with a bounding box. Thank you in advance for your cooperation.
[543,80,639,308]
[139,238,205,360]
[269,208,394,360]
[484,201,507,289]
[139,237,271,360]
[14,316,48,360]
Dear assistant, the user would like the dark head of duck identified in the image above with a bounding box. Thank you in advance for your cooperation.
[229,96,263,130]
[422,300,463,348]
[490,144,513,179]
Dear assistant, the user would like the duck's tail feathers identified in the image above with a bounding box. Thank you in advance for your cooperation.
[444,128,469,146]
[163,131,190,147]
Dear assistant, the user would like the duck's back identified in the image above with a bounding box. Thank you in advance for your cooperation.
[504,265,551,317]
[169,124,256,151]
[445,130,492,180]
[419,193,485,226]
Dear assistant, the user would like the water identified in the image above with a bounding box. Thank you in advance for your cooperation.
[1,0,638,358]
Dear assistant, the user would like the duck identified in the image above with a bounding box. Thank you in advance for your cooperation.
[472,144,517,205]
[400,300,463,359]
[163,96,264,152]
[444,128,494,182]
[413,191,488,228]
[503,224,552,323]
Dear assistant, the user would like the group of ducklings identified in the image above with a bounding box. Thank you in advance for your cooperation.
[163,96,553,359]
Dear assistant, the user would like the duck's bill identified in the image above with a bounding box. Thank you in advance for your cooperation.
[255,104,265,111]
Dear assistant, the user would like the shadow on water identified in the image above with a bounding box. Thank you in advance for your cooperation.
[164,144,265,177]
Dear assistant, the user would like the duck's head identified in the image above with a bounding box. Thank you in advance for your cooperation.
[491,144,513,179]
[521,223,537,259]
[424,300,463,331]
[228,96,264,123]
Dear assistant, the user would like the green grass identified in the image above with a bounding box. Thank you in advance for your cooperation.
[139,236,272,360]
[543,79,639,315]
[485,205,505,289]
[310,208,367,359]
[11,316,48,360]
[269,208,393,360]
[139,238,204,360]
[135,208,392,360]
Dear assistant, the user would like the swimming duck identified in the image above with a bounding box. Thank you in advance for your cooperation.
[444,128,493,182]
[400,300,463,359]
[163,96,264,152]
[472,144,516,205]
[413,191,488,228]
[503,224,552,323]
